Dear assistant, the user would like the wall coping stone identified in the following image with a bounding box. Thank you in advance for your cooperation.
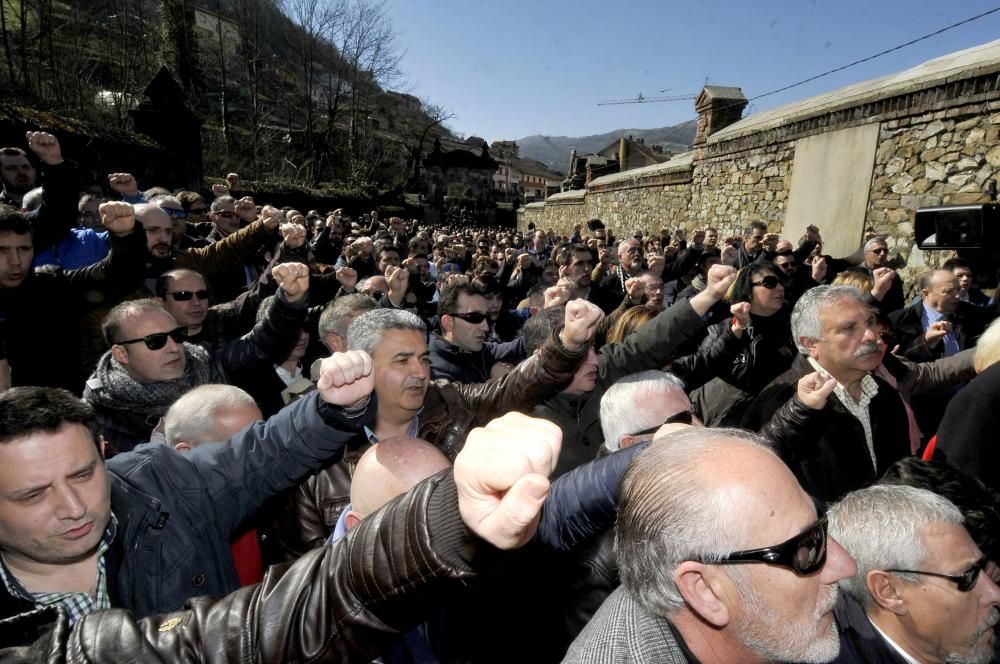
[587,152,695,188]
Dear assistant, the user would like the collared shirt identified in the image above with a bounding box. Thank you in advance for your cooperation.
[363,412,422,445]
[868,614,921,664]
[0,514,118,626]
[328,504,352,543]
[808,358,880,471]
[274,363,304,386]
[920,302,960,357]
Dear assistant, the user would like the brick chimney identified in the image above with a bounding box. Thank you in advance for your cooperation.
[693,86,748,146]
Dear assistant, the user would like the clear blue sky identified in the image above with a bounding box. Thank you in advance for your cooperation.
[381,0,1000,142]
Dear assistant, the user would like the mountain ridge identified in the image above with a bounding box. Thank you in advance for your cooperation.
[514,122,697,171]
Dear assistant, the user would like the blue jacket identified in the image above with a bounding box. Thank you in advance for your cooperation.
[102,392,372,618]
[32,227,109,270]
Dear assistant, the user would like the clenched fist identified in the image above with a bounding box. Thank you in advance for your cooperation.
[108,172,138,196]
[235,196,256,222]
[316,350,375,409]
[796,371,838,411]
[260,205,284,230]
[98,201,135,237]
[455,413,561,550]
[273,262,310,303]
[624,277,645,302]
[561,299,603,351]
[335,266,358,291]
[280,222,307,249]
[26,131,62,165]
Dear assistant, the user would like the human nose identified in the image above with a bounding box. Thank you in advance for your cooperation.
[821,536,858,585]
[54,483,87,521]
[978,567,1000,607]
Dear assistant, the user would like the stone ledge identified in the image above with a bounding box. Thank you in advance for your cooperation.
[586,152,694,191]
[543,189,586,205]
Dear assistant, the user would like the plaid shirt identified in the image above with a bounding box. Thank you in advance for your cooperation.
[0,514,117,626]
[809,358,880,470]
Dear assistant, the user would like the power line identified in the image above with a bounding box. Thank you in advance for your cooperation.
[598,94,697,106]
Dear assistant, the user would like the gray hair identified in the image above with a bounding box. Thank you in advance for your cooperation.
[601,371,687,452]
[616,427,775,616]
[347,308,426,356]
[790,285,868,354]
[829,484,964,608]
[211,195,235,212]
[21,187,43,212]
[863,236,887,253]
[318,294,379,341]
[163,384,258,448]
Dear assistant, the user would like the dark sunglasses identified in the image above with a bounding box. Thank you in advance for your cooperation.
[449,311,488,325]
[634,410,695,437]
[869,247,888,255]
[116,326,187,351]
[752,275,781,289]
[167,290,210,302]
[887,554,990,592]
[188,207,208,215]
[691,516,828,576]
[163,208,187,219]
[214,210,237,219]
[625,246,642,255]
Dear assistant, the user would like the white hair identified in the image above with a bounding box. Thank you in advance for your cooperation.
[616,428,775,615]
[829,484,964,609]
[164,384,258,448]
[600,370,687,451]
[790,285,868,354]
[21,187,43,212]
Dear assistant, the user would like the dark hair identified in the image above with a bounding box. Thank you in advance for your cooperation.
[438,281,484,316]
[472,275,500,296]
[176,191,205,212]
[879,457,1000,560]
[154,268,206,298]
[0,387,99,449]
[0,147,26,158]
[744,221,767,236]
[101,298,169,347]
[942,257,971,272]
[0,206,32,236]
[378,245,400,260]
[554,242,591,267]
[522,306,563,354]
[727,263,780,304]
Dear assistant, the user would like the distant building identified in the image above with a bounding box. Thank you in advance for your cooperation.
[595,136,672,171]
[193,8,241,63]
[489,140,563,202]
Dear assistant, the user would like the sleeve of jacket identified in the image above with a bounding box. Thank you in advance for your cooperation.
[109,391,375,541]
[36,472,493,663]
[535,441,650,553]
[447,330,587,445]
[27,160,79,254]
[758,392,830,464]
[62,227,147,306]
[891,348,977,398]
[181,220,274,277]
[660,246,701,284]
[598,298,709,386]
[217,289,308,379]
[672,321,744,391]
[485,335,526,365]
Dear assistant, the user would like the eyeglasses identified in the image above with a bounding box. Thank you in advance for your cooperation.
[752,275,781,289]
[887,555,990,592]
[163,208,187,219]
[869,247,888,255]
[691,516,829,576]
[188,207,207,215]
[634,409,695,437]
[115,326,187,351]
[449,311,488,324]
[624,246,642,255]
[167,290,210,302]
[214,210,237,219]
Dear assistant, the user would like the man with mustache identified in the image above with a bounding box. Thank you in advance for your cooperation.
[742,285,911,502]
[829,484,1000,664]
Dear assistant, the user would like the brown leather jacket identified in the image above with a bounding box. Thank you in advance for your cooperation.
[2,471,482,663]
[271,328,586,561]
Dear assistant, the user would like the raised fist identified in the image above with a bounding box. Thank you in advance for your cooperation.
[211,183,229,197]
[98,201,135,237]
[925,320,952,348]
[26,131,62,165]
[335,266,358,291]
[107,173,138,196]
[730,302,751,332]
[811,256,828,283]
[226,173,240,189]
[280,222,307,249]
[273,262,310,303]
[260,205,284,230]
[235,196,256,222]
[797,371,837,411]
[455,412,561,550]
[763,233,780,251]
[871,267,896,301]
[385,265,410,306]
[646,254,665,275]
[544,279,574,310]
[561,299,604,351]
[624,277,646,302]
[316,351,375,409]
[705,264,738,299]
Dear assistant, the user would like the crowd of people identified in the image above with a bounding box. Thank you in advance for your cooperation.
[0,129,996,663]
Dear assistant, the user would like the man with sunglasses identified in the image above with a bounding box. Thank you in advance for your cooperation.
[567,427,857,663]
[83,263,310,456]
[429,282,526,383]
[829,484,1000,664]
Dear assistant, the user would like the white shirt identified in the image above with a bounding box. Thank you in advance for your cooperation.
[868,615,922,664]
[274,363,303,386]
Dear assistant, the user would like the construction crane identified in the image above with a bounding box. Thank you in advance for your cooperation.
[597,93,697,106]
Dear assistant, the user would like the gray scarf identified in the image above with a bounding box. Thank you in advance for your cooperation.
[84,342,213,417]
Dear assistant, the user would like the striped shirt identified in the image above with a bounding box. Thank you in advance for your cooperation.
[808,359,880,471]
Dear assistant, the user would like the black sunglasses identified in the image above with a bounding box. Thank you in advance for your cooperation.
[887,554,990,592]
[167,290,209,302]
[449,311,488,325]
[869,247,888,255]
[691,516,828,576]
[116,326,187,351]
[634,410,695,437]
[752,275,781,289]
[214,210,237,219]
[163,208,187,219]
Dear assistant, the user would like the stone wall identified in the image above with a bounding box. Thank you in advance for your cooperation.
[518,39,1000,289]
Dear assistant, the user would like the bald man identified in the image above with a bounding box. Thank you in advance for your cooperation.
[331,436,451,540]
